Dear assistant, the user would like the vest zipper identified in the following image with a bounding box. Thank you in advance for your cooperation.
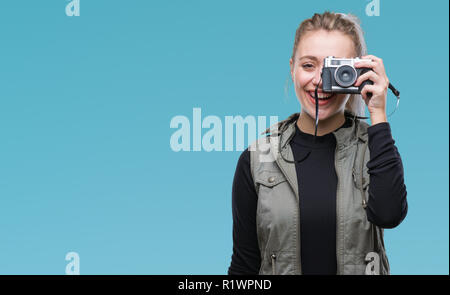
[335,144,343,275]
[271,253,276,275]
[360,141,369,209]
[352,167,368,209]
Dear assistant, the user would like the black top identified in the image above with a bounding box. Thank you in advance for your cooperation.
[228,116,408,275]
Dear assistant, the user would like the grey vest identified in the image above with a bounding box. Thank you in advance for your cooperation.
[248,112,390,275]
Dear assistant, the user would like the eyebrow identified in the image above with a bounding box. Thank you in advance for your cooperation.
[298,55,319,61]
[299,55,348,61]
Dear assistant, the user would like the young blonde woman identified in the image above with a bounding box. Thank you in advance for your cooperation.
[228,11,408,275]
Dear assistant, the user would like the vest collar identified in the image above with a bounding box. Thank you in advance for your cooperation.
[274,111,367,152]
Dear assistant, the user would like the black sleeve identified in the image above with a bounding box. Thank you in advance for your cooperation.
[365,122,408,229]
[228,149,261,275]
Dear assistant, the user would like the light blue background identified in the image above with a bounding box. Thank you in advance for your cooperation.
[0,0,448,274]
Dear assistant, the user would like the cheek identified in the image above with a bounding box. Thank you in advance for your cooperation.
[294,70,313,88]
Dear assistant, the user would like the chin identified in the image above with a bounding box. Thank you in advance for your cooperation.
[299,100,331,121]
[310,110,331,121]
[305,105,344,122]
[300,95,347,121]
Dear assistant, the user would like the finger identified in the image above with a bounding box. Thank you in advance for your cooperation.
[361,94,370,106]
[354,70,381,86]
[354,59,376,69]
[360,84,381,100]
[361,55,388,79]
[361,54,381,63]
[355,61,386,81]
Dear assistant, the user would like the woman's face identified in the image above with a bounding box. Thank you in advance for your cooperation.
[290,29,357,121]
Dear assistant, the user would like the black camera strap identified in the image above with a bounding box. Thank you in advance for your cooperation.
[312,80,401,142]
[278,80,401,164]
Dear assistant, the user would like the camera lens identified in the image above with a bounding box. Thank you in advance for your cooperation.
[334,65,357,88]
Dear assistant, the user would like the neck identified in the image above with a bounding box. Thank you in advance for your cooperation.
[297,110,346,136]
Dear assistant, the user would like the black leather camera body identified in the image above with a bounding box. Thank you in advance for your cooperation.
[321,56,373,95]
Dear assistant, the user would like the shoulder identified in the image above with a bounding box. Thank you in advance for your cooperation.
[247,135,273,172]
[248,135,271,153]
[237,148,250,165]
[248,112,299,151]
[358,119,370,130]
[356,119,370,142]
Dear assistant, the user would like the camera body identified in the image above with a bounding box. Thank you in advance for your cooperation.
[321,56,373,94]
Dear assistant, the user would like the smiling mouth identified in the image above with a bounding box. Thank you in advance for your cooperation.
[308,91,335,100]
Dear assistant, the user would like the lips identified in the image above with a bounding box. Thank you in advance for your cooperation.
[306,91,335,106]
[308,91,334,100]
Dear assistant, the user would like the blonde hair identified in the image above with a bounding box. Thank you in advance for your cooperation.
[290,11,368,118]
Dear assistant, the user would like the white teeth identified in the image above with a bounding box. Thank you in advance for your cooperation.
[309,92,333,99]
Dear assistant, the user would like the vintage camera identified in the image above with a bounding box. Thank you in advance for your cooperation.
[321,56,373,95]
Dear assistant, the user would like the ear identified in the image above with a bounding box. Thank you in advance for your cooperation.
[289,58,294,81]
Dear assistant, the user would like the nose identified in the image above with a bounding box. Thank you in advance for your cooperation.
[312,69,323,89]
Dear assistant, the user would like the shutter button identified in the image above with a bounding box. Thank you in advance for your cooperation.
[268,176,275,183]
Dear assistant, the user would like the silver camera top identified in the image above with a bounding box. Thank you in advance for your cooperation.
[323,56,371,68]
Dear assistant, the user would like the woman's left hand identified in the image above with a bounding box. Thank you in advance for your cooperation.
[354,54,389,125]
